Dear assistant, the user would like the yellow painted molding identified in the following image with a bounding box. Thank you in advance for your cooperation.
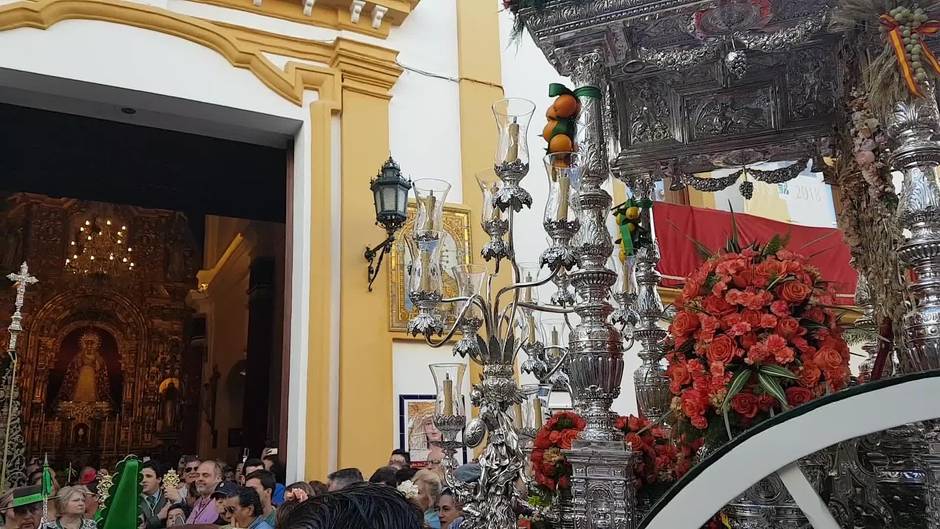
[330,38,402,100]
[0,0,401,105]
[185,0,419,38]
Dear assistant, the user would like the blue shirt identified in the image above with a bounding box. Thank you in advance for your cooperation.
[272,483,286,506]
[424,510,441,529]
[248,517,274,529]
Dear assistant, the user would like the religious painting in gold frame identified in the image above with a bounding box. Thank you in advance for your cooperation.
[389,203,472,333]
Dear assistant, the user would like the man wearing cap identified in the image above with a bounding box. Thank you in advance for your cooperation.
[210,481,239,526]
[1,485,43,529]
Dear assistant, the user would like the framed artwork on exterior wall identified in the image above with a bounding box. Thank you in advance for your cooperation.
[398,394,467,468]
[388,203,472,333]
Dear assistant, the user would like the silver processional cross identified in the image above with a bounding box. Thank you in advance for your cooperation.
[6,261,38,359]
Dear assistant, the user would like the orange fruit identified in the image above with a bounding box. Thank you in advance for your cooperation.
[546,105,559,119]
[542,120,558,141]
[553,94,580,119]
[548,134,573,153]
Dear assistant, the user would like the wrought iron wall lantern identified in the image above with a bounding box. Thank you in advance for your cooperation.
[365,156,412,291]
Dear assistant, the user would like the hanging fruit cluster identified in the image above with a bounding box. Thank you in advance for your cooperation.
[612,197,653,260]
[879,5,940,97]
[543,84,581,156]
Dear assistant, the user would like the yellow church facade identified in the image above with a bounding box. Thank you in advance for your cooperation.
[0,0,508,481]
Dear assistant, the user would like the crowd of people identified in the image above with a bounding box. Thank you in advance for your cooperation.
[0,449,474,529]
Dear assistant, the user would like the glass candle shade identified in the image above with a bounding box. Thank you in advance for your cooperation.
[430,363,467,418]
[476,169,505,227]
[492,98,536,169]
[540,314,570,351]
[542,152,583,226]
[453,264,489,322]
[413,179,452,236]
[407,232,444,295]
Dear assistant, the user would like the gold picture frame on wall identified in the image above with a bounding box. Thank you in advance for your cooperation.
[389,202,472,333]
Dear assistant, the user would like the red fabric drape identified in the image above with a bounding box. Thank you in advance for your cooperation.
[652,203,857,305]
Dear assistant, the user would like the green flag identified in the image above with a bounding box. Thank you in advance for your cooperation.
[99,456,142,529]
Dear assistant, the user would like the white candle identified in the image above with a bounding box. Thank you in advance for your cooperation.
[443,375,454,417]
[557,173,570,220]
[505,119,520,163]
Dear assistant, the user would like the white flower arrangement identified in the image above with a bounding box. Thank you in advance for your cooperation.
[397,480,419,499]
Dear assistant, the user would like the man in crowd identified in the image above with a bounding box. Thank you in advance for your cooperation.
[186,460,222,524]
[139,460,168,529]
[244,469,278,527]
[242,459,264,483]
[1,485,43,529]
[388,449,411,470]
[326,468,363,492]
[283,483,423,529]
[179,455,201,507]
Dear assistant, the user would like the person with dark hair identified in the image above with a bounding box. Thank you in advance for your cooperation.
[164,503,189,527]
[388,449,411,470]
[283,482,314,503]
[326,469,362,492]
[244,470,277,527]
[262,457,287,507]
[139,460,168,529]
[437,489,463,529]
[394,467,416,487]
[242,459,264,481]
[368,467,398,487]
[307,481,327,497]
[221,487,273,529]
[282,483,423,529]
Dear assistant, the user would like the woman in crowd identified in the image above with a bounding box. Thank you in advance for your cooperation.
[437,489,463,529]
[164,503,189,527]
[51,486,96,529]
[412,469,442,529]
[221,487,272,529]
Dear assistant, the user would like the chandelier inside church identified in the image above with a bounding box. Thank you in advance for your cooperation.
[65,217,135,276]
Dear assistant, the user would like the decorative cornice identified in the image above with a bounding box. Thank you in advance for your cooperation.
[183,0,419,38]
[0,0,403,105]
[330,38,402,99]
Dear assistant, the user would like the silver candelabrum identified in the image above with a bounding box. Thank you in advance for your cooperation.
[886,84,940,529]
[409,61,638,526]
[409,97,577,529]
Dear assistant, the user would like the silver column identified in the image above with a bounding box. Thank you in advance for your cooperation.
[629,174,671,425]
[887,88,940,528]
[888,88,940,373]
[564,49,636,529]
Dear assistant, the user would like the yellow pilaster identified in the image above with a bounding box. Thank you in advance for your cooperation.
[455,0,503,386]
[331,45,402,474]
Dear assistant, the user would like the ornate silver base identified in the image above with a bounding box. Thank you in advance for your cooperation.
[726,455,828,529]
[870,424,927,529]
[565,447,636,529]
[924,421,940,529]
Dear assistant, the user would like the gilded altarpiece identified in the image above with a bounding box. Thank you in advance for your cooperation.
[0,193,198,468]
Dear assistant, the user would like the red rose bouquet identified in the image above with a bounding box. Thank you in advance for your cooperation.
[615,415,701,492]
[665,230,851,444]
[530,411,586,493]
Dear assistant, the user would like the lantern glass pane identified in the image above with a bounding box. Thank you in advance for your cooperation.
[373,186,383,217]
[381,187,397,215]
[397,187,409,216]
